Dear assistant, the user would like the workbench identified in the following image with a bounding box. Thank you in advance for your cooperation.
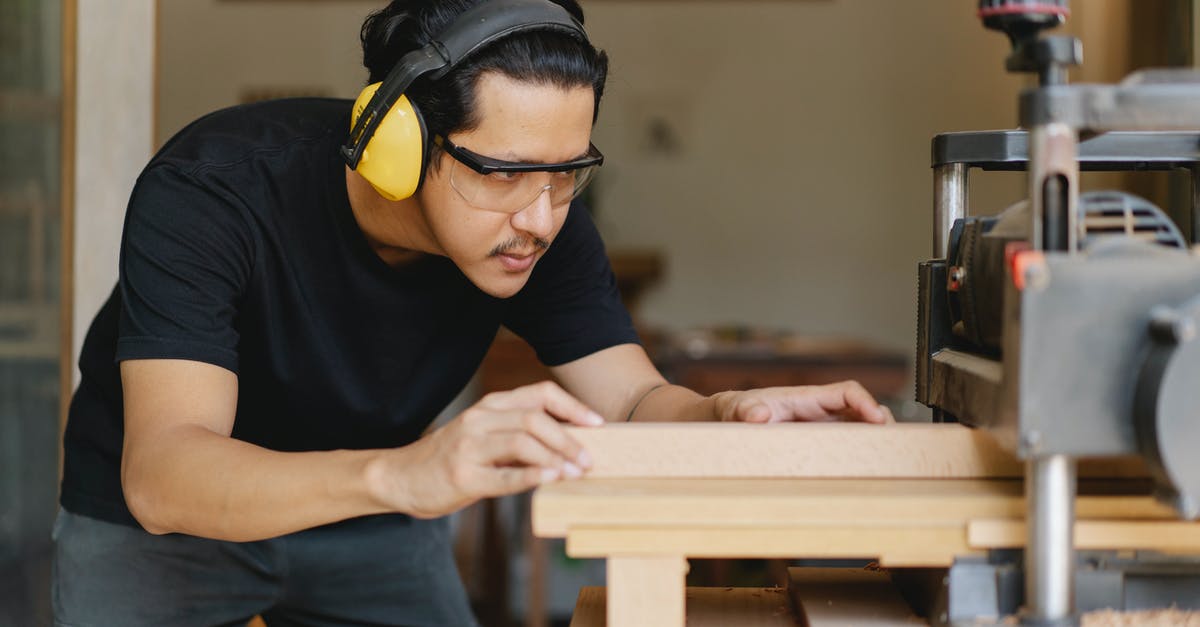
[531,423,1200,626]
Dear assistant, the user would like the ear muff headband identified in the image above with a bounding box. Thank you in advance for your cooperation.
[342,0,588,201]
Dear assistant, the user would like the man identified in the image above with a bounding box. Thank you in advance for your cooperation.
[54,0,894,625]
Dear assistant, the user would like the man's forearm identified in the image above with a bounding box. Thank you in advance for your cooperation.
[122,424,402,542]
[625,384,727,422]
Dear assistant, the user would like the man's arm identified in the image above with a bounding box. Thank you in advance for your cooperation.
[549,344,707,422]
[121,359,599,542]
[551,344,895,424]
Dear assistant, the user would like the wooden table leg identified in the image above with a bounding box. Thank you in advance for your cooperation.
[606,555,687,627]
[526,533,546,627]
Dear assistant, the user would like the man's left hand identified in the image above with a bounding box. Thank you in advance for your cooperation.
[713,380,895,424]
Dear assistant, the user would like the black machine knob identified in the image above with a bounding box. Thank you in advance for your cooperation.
[978,0,1069,44]
[1134,295,1200,520]
[978,0,1078,85]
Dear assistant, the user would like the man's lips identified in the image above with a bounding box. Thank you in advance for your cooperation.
[496,251,537,272]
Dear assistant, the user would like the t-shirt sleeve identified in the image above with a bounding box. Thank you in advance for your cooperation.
[115,165,254,373]
[502,202,641,366]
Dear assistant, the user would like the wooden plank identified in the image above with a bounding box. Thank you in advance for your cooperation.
[607,556,687,627]
[567,525,975,567]
[533,478,1173,538]
[566,423,1147,480]
[968,519,1200,553]
[680,587,795,627]
[570,586,797,627]
[569,423,1022,478]
[787,567,926,626]
[527,534,547,627]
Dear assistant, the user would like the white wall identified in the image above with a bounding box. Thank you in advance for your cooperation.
[158,0,1135,353]
[156,1,379,146]
[585,2,1024,351]
[75,0,156,385]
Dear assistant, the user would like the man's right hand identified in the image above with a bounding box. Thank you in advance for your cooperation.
[369,381,604,519]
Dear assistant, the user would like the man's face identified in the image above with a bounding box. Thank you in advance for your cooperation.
[418,72,596,299]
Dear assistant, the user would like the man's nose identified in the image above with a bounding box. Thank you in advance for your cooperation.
[512,185,555,240]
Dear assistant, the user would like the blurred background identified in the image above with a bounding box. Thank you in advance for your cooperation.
[1,0,1195,625]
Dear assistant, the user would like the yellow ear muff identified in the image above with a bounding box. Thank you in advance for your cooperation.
[349,82,426,201]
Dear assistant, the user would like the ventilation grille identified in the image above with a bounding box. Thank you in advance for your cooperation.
[1079,191,1187,250]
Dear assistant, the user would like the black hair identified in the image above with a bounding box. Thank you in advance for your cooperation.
[360,0,608,170]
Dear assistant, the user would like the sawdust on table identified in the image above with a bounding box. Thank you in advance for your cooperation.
[1082,607,1200,626]
[992,608,1200,626]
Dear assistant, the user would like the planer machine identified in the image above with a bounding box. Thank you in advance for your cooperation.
[913,0,1200,624]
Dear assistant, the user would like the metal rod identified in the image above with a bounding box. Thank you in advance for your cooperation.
[1028,124,1079,252]
[934,163,968,258]
[1191,165,1200,245]
[1041,174,1068,252]
[1025,454,1077,624]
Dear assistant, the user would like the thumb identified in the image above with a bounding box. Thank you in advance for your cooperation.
[738,401,771,423]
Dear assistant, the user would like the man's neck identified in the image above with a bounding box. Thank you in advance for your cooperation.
[344,167,439,267]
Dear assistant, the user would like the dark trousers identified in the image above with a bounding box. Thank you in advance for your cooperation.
[52,508,478,627]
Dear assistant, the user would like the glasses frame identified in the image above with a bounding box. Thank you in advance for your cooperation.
[435,135,604,174]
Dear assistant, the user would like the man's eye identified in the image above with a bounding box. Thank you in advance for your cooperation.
[487,171,523,182]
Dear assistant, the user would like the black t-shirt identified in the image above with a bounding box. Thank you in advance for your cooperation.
[60,98,638,527]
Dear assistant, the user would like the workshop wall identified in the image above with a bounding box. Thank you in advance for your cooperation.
[582,2,1027,353]
[157,0,1135,353]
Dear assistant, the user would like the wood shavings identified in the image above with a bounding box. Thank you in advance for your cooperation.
[1082,607,1200,626]
[993,608,1200,626]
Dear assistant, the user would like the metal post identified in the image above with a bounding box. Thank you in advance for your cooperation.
[1191,165,1200,245]
[934,163,968,258]
[1028,124,1079,253]
[1024,454,1078,625]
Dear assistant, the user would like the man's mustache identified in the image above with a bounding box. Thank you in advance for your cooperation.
[489,237,550,257]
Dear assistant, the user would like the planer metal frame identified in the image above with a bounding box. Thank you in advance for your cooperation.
[916,16,1200,623]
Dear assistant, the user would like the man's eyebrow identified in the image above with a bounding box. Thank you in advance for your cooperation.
[496,148,591,164]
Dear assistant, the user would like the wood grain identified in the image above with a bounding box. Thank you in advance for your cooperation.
[533,478,1173,538]
[607,556,687,627]
[567,525,974,567]
[968,518,1200,553]
[566,423,1147,480]
[570,586,796,627]
[787,567,925,626]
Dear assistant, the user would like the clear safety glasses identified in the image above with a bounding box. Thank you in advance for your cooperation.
[435,135,604,214]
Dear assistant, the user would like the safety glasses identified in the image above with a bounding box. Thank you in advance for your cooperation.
[435,135,604,214]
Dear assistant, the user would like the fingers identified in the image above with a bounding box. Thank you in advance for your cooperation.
[482,408,590,469]
[481,429,585,478]
[481,466,549,498]
[828,380,888,424]
[452,405,590,501]
[470,444,570,499]
[422,384,603,516]
[716,391,774,423]
[479,381,604,427]
[469,421,589,498]
[722,382,892,425]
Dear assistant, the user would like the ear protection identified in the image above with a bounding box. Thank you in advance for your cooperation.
[341,0,588,201]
